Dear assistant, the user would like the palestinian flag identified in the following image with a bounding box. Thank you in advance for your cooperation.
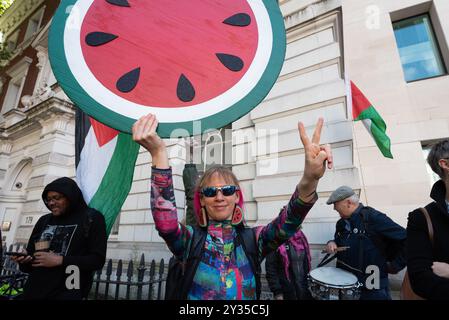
[350,81,393,159]
[75,108,139,234]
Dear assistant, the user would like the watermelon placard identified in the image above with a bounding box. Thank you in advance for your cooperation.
[49,0,286,137]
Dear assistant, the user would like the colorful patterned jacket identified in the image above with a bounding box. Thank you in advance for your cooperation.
[151,167,317,300]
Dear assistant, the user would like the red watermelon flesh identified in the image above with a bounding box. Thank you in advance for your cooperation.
[81,0,259,108]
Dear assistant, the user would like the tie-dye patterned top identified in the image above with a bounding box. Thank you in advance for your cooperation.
[151,167,317,300]
[189,220,256,299]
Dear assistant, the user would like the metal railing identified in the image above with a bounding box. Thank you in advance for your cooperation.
[1,243,28,300]
[1,243,27,276]
[1,245,273,300]
[90,254,169,300]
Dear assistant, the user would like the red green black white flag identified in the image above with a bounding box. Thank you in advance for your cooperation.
[75,108,139,234]
[350,81,393,159]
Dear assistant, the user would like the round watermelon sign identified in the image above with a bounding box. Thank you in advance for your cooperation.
[49,0,286,137]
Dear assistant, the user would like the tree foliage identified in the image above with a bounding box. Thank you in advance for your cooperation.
[0,0,15,17]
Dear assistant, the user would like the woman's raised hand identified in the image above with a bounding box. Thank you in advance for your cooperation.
[298,117,333,180]
[297,118,333,201]
[132,114,169,168]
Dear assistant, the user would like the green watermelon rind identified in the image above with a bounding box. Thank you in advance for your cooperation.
[49,0,286,137]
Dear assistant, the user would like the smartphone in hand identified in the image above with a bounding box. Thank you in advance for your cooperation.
[5,252,34,260]
[5,251,28,257]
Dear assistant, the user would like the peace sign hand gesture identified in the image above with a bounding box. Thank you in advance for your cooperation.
[297,118,333,202]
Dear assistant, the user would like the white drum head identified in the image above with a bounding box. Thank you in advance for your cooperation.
[309,267,358,287]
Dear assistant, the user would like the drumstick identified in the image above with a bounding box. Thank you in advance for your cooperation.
[321,246,350,254]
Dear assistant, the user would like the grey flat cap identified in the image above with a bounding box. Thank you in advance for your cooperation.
[326,186,355,204]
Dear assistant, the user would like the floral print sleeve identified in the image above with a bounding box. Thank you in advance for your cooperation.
[255,186,317,260]
[151,167,192,258]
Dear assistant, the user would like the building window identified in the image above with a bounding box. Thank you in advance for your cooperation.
[24,8,45,42]
[2,78,22,113]
[1,57,32,114]
[393,14,446,82]
[6,29,20,52]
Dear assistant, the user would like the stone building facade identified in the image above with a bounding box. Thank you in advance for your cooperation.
[0,1,448,285]
[0,0,75,247]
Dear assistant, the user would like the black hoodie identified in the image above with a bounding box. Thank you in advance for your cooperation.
[406,180,449,299]
[20,177,107,299]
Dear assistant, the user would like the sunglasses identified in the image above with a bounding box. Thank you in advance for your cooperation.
[201,185,239,198]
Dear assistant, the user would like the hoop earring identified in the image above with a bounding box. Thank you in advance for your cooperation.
[199,207,208,227]
[231,205,243,226]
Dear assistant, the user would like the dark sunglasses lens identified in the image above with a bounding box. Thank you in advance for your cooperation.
[222,186,236,196]
[202,187,217,197]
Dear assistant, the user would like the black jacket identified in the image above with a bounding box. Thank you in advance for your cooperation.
[407,180,449,299]
[265,246,311,300]
[334,204,406,290]
[20,177,107,299]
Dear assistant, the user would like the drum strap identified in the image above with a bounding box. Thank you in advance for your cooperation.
[358,231,364,275]
[338,260,363,274]
[317,254,363,273]
[317,253,338,268]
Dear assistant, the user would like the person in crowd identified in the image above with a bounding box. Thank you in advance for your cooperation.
[12,177,107,299]
[265,228,312,300]
[325,186,406,300]
[132,113,332,300]
[406,140,449,299]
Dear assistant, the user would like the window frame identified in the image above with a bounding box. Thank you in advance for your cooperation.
[392,13,447,83]
[23,7,46,43]
[1,56,33,114]
[5,29,20,53]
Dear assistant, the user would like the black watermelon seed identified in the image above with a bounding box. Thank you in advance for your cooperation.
[223,13,251,27]
[86,32,118,46]
[216,53,244,72]
[177,74,195,102]
[106,0,130,7]
[116,67,140,93]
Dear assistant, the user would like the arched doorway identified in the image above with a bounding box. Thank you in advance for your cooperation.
[0,158,33,247]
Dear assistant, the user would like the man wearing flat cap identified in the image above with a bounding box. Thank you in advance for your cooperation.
[324,186,406,300]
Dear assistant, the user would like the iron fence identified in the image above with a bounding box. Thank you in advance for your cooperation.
[1,244,273,300]
[90,254,169,300]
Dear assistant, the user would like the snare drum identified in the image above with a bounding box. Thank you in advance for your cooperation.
[308,267,362,300]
